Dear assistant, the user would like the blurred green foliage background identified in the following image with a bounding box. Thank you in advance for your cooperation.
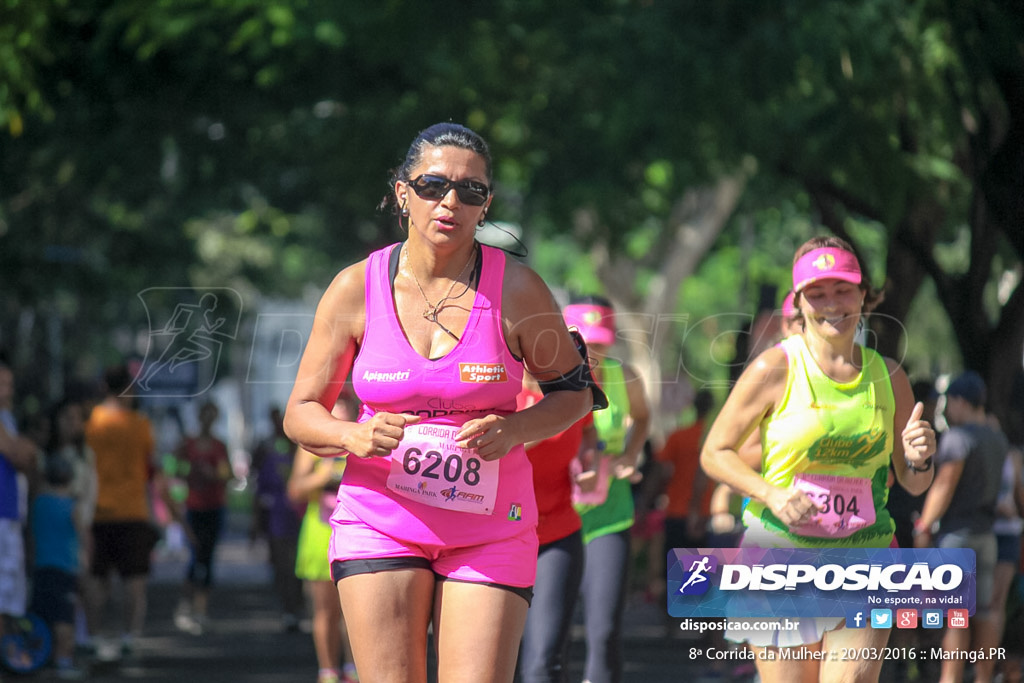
[1,0,1021,438]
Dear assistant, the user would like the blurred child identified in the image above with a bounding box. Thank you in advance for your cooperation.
[30,451,87,679]
[47,399,98,649]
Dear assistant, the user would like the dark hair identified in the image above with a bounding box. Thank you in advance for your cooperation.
[43,451,75,487]
[47,399,77,454]
[693,389,715,417]
[103,363,133,395]
[947,370,987,408]
[380,123,492,214]
[792,236,883,312]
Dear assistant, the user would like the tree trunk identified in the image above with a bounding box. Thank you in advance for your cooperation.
[593,170,748,439]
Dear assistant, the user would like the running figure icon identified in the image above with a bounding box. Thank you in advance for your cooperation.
[133,289,242,397]
[679,556,712,593]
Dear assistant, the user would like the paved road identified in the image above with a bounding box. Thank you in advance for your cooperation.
[24,516,724,683]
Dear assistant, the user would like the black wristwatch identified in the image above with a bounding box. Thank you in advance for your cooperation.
[908,456,933,473]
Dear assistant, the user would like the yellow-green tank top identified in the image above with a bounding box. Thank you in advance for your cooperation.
[742,335,896,548]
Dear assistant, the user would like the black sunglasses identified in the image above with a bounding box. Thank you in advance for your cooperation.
[407,174,490,206]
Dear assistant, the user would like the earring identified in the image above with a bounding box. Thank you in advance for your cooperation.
[478,211,487,228]
[401,206,409,217]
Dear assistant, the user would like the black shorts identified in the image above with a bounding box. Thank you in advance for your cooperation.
[330,557,534,605]
[30,567,78,625]
[91,521,160,578]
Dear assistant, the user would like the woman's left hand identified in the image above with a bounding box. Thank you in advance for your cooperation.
[456,414,520,461]
[902,401,936,467]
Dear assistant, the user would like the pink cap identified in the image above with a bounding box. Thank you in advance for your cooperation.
[792,247,862,293]
[563,303,616,347]
[781,290,797,318]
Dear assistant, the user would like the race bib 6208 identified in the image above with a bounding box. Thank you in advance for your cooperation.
[386,422,498,515]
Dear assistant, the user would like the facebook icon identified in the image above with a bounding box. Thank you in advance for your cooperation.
[846,610,866,629]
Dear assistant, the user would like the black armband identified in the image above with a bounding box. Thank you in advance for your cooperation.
[537,329,609,411]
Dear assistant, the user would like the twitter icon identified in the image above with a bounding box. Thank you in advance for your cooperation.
[870,609,892,628]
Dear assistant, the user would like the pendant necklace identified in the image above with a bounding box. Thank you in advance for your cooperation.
[404,243,477,341]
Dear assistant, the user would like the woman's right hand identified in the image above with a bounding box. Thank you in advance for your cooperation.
[765,485,820,526]
[345,412,422,458]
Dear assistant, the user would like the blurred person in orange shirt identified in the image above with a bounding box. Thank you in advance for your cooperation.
[83,364,163,660]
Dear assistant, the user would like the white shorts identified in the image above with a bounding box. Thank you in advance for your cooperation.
[0,518,27,616]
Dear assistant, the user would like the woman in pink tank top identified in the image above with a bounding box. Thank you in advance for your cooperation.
[284,123,601,683]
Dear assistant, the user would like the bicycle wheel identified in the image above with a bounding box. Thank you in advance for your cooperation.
[1,612,52,673]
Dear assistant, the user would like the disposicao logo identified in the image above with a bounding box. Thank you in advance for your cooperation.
[667,548,977,619]
[716,562,962,591]
[678,555,718,596]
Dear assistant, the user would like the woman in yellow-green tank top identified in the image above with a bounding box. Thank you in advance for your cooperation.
[700,237,936,683]
[741,333,898,549]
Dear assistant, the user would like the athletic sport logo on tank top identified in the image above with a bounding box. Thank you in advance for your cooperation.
[459,363,507,383]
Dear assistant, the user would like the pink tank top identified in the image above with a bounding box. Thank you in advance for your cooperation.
[335,242,535,548]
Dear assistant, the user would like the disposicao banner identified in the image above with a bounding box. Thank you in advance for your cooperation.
[667,548,976,620]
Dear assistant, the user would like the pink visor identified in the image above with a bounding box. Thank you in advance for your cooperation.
[563,303,616,347]
[792,247,862,293]
[781,290,797,319]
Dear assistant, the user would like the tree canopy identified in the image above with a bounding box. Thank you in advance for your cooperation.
[1,0,1021,438]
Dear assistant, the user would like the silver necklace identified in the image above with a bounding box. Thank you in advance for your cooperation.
[404,244,477,341]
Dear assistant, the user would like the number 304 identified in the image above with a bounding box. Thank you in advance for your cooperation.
[816,493,860,516]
